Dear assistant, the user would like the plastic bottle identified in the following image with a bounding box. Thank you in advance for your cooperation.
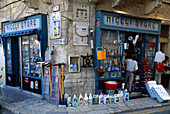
[119,91,124,103]
[78,94,84,106]
[107,61,112,71]
[93,95,99,104]
[124,89,129,102]
[88,93,93,105]
[67,94,72,107]
[104,94,110,104]
[114,94,120,103]
[99,92,104,104]
[70,63,74,72]
[72,94,78,107]
[135,76,140,92]
[73,63,77,72]
[109,95,115,104]
[84,93,88,105]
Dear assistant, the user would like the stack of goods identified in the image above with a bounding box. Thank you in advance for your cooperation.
[151,85,170,103]
[67,90,129,107]
[146,81,170,102]
[145,81,157,98]
[141,67,152,94]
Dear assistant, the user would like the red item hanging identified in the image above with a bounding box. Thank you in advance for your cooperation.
[142,58,146,65]
[156,64,164,72]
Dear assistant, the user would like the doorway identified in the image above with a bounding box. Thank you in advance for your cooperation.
[5,37,20,87]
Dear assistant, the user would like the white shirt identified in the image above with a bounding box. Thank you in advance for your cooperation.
[126,59,138,72]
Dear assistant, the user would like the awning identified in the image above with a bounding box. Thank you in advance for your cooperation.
[1,29,41,40]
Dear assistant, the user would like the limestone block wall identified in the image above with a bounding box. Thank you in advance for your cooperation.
[0,0,170,97]
[0,0,96,96]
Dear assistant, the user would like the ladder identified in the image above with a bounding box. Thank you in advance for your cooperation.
[43,66,50,100]
[50,64,59,105]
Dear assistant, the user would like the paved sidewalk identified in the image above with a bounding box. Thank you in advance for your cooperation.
[0,86,170,114]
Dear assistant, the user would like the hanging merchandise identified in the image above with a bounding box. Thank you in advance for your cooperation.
[133,34,139,45]
[96,47,106,60]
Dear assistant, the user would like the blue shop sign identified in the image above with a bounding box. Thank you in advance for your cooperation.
[4,18,40,33]
[103,15,159,32]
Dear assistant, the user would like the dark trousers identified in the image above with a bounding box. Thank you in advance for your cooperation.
[161,74,170,88]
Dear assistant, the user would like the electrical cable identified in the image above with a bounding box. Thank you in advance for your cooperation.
[0,0,21,9]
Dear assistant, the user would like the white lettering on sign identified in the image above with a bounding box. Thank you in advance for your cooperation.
[103,16,159,31]
[4,18,40,33]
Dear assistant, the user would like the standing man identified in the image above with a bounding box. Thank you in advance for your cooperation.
[125,54,138,93]
[161,56,170,88]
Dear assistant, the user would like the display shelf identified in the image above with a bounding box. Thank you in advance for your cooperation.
[106,55,122,57]
[98,77,121,80]
[23,75,41,80]
[95,29,124,94]
[22,54,29,57]
[68,55,80,73]
[7,72,12,74]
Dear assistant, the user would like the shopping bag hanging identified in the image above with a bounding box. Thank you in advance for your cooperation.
[96,47,106,60]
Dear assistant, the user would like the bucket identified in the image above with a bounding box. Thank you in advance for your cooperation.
[96,68,105,77]
[104,81,119,90]
[96,47,106,60]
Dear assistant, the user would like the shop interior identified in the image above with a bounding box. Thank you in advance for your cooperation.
[97,30,158,96]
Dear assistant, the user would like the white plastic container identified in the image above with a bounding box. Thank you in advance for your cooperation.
[67,94,72,107]
[114,94,120,103]
[119,91,124,102]
[84,93,88,105]
[88,93,93,105]
[124,89,129,102]
[78,94,84,106]
[104,94,110,104]
[99,92,104,104]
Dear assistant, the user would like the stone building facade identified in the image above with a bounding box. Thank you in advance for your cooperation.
[0,0,170,97]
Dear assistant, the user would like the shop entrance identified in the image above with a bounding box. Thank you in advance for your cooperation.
[6,37,20,87]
